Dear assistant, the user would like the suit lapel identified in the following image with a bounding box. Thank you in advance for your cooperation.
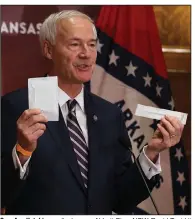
[84,89,102,193]
[46,107,87,195]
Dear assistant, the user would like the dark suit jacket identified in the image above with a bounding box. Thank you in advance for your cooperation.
[1,87,157,214]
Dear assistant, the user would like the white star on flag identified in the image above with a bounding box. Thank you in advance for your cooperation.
[175,148,184,162]
[178,196,187,211]
[125,61,138,77]
[156,84,163,97]
[97,40,104,54]
[177,171,186,186]
[109,50,119,66]
[168,96,175,110]
[143,73,152,87]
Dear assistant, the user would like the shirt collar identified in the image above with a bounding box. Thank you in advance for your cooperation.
[58,86,85,112]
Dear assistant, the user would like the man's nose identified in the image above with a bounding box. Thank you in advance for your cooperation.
[79,44,91,58]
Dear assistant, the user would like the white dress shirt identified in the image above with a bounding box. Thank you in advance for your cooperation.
[13,87,161,179]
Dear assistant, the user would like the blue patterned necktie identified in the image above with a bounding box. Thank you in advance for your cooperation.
[66,99,89,188]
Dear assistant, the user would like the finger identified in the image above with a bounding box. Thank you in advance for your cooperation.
[157,123,170,142]
[153,128,162,138]
[18,109,42,122]
[160,117,175,136]
[152,121,162,138]
[165,115,183,134]
[31,129,45,141]
[26,114,48,127]
[28,123,46,134]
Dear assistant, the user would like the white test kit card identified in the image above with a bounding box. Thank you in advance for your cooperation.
[28,76,59,121]
[135,104,188,125]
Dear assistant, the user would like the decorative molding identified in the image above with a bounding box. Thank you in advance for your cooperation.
[167,69,190,74]
[162,48,191,54]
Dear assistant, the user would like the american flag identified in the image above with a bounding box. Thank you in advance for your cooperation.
[90,5,190,214]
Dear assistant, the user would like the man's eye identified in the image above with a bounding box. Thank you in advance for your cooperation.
[90,43,96,47]
[71,43,79,46]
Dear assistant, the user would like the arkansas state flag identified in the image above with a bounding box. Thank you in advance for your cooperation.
[90,6,190,214]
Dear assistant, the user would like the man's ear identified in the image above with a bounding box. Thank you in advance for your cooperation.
[43,40,53,60]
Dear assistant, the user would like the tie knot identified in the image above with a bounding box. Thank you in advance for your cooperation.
[67,99,77,112]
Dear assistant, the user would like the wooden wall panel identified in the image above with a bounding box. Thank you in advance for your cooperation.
[153,6,191,47]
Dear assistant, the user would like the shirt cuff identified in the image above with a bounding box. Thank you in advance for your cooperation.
[138,146,162,180]
[12,145,31,179]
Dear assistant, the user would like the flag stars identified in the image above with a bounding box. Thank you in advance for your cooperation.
[143,73,152,87]
[178,196,187,211]
[109,50,119,66]
[125,61,138,77]
[168,96,175,110]
[177,171,186,186]
[97,40,104,54]
[156,84,163,97]
[175,148,184,162]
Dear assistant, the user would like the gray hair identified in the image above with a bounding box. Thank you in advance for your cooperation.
[39,10,97,49]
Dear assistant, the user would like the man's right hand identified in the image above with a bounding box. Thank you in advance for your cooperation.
[17,109,48,153]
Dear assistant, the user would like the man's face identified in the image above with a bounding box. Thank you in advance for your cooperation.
[50,16,97,84]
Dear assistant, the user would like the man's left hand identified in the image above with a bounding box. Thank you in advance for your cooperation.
[146,115,184,162]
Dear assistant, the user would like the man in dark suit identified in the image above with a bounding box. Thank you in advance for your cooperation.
[1,10,184,215]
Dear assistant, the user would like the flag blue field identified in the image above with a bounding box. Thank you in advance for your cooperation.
[91,5,190,214]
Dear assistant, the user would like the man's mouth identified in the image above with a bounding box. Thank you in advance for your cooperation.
[74,64,92,71]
